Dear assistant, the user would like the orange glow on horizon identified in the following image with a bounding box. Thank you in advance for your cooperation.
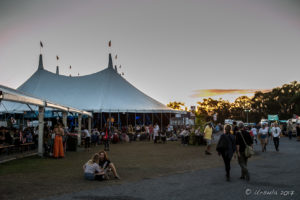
[191,89,271,98]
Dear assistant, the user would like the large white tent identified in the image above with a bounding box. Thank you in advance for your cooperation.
[1,54,182,114]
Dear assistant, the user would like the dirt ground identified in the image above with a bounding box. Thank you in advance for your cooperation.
[0,141,246,200]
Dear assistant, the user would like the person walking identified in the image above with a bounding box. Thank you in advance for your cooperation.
[236,123,253,181]
[204,123,213,155]
[258,123,268,152]
[216,124,236,181]
[251,126,258,144]
[83,128,91,152]
[103,124,110,151]
[296,123,300,141]
[271,123,281,151]
[287,121,293,140]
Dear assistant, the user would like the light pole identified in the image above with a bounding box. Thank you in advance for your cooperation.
[244,109,251,124]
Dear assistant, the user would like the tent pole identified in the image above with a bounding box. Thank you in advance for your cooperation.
[135,112,136,127]
[118,112,120,130]
[78,114,82,146]
[126,112,128,127]
[152,113,154,125]
[109,112,111,129]
[62,111,67,128]
[38,106,44,157]
[143,113,145,126]
[100,112,102,130]
[161,112,163,131]
[88,117,92,133]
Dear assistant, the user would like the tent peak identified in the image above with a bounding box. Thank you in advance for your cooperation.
[38,54,44,70]
[108,53,113,68]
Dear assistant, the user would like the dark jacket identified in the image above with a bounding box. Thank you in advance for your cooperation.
[216,133,236,159]
[236,130,253,153]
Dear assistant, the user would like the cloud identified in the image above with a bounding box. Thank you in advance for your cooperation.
[191,89,271,98]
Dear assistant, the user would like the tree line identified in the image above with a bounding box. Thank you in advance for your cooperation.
[167,81,300,124]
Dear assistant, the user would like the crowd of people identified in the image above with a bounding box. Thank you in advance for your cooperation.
[0,126,39,154]
[3,117,299,184]
[215,120,300,182]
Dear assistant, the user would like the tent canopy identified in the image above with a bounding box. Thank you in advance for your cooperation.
[2,54,183,114]
[0,84,92,117]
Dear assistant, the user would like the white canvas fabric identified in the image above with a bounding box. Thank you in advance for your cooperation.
[1,54,183,114]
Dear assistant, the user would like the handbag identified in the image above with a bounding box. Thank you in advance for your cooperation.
[240,132,254,158]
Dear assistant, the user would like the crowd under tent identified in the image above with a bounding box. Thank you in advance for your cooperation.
[0,84,92,156]
[1,53,185,129]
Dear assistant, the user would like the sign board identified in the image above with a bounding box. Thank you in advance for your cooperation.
[175,114,181,118]
[268,115,279,121]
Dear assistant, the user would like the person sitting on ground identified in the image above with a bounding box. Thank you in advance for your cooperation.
[83,153,105,181]
[98,150,121,180]
[179,128,186,144]
[160,130,166,144]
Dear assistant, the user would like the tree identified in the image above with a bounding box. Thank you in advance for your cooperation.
[167,101,185,110]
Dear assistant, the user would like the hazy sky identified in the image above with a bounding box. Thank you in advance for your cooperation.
[1,0,300,107]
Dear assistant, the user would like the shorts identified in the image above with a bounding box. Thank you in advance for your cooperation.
[206,139,212,146]
[260,135,267,139]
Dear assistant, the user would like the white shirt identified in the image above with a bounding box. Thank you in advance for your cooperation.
[84,162,101,174]
[153,125,159,136]
[251,128,257,136]
[83,129,90,137]
[167,126,173,132]
[259,127,268,136]
[271,127,281,138]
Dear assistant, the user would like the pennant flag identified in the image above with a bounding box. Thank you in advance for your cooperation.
[78,73,80,76]
[56,55,59,60]
[40,41,43,48]
[108,40,111,47]
[122,72,124,76]
[115,54,117,59]
[69,65,72,69]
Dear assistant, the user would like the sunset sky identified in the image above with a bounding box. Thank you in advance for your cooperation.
[1,0,300,107]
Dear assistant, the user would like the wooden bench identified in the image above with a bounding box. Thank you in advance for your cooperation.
[20,142,35,152]
[0,145,15,155]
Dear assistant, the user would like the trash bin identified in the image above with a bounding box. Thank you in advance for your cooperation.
[67,134,78,151]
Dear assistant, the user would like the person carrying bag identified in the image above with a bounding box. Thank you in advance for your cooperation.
[236,123,253,181]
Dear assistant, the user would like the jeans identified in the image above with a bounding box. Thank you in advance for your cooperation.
[104,139,109,151]
[273,137,279,151]
[84,173,95,180]
[221,153,231,177]
[288,131,292,140]
[85,137,91,148]
[238,152,249,178]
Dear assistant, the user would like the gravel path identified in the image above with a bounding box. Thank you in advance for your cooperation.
[41,137,300,200]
